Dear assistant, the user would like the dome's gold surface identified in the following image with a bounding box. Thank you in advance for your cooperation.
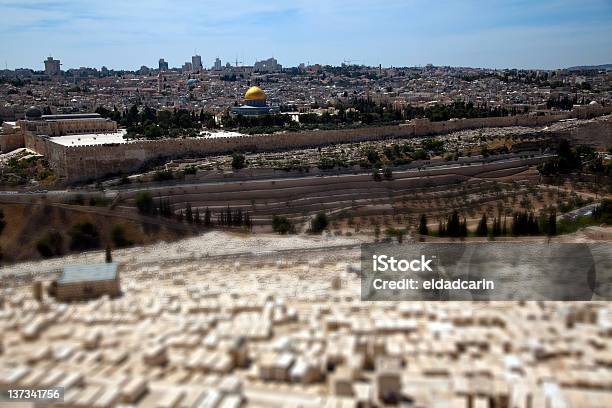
[244,86,267,101]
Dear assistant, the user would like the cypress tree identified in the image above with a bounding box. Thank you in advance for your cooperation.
[185,203,193,224]
[476,214,488,236]
[226,206,232,226]
[204,207,212,227]
[418,214,429,235]
[460,218,468,237]
[548,210,557,236]
[438,219,445,237]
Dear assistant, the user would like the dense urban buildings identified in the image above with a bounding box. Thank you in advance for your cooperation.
[1,56,610,124]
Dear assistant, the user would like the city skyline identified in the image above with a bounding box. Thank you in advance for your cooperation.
[1,0,611,71]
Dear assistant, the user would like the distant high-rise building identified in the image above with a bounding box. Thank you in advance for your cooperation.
[253,57,282,73]
[182,62,193,72]
[192,55,202,71]
[213,57,222,71]
[158,58,169,71]
[44,56,61,76]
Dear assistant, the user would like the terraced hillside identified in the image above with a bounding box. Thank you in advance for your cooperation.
[117,155,548,227]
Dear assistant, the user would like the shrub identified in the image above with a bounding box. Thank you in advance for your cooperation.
[310,212,329,234]
[89,195,111,207]
[232,153,246,170]
[372,168,382,181]
[183,166,197,175]
[111,225,133,248]
[119,174,131,185]
[67,194,86,205]
[411,149,428,160]
[272,215,294,234]
[153,170,174,182]
[135,192,155,215]
[36,231,63,258]
[69,222,100,251]
[593,199,612,224]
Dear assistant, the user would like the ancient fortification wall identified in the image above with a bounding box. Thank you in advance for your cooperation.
[28,104,611,183]
[0,132,25,153]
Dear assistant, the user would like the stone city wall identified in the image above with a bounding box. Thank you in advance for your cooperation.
[31,105,612,183]
[0,132,25,153]
[24,132,67,171]
[556,117,612,148]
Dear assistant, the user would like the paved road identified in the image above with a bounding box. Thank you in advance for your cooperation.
[559,202,601,221]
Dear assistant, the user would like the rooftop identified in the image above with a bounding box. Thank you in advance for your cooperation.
[49,130,127,146]
[41,113,102,121]
[57,262,118,284]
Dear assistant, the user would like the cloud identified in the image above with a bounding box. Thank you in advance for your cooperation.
[0,0,610,69]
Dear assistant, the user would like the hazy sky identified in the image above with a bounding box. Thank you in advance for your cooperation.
[1,0,611,70]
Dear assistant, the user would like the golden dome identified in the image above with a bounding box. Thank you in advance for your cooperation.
[244,86,267,101]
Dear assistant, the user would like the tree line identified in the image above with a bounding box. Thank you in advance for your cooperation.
[418,209,558,238]
[96,97,530,140]
[135,192,252,229]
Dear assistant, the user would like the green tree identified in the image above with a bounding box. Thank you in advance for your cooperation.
[36,231,63,258]
[111,225,133,248]
[593,199,612,224]
[69,222,100,251]
[135,192,155,215]
[438,219,445,237]
[418,214,429,235]
[476,214,488,236]
[204,207,212,227]
[231,153,246,170]
[272,215,293,234]
[310,212,329,234]
[547,210,557,236]
[244,212,252,230]
[185,203,193,224]
[372,168,382,181]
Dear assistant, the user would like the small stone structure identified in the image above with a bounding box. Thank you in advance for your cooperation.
[53,262,121,302]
